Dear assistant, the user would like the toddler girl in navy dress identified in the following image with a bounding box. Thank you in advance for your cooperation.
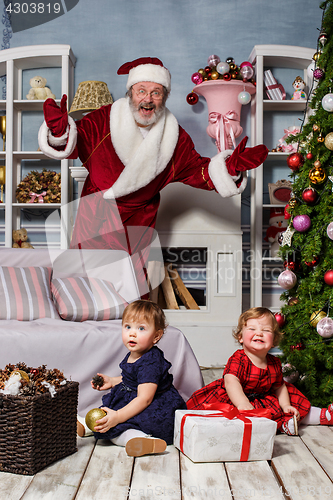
[90,300,185,456]
[187,307,333,435]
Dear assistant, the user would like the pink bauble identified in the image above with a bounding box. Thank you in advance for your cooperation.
[207,54,221,68]
[240,61,253,69]
[240,66,254,80]
[324,270,333,285]
[327,222,333,240]
[278,270,297,290]
[313,68,324,80]
[316,317,333,338]
[191,72,203,85]
[293,214,311,232]
[282,363,299,384]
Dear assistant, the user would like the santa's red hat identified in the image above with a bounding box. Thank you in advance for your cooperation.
[269,207,284,219]
[117,57,171,92]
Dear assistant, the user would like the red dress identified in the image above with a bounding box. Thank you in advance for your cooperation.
[186,349,311,430]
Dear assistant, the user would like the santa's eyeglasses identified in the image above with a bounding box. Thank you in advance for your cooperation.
[134,88,163,101]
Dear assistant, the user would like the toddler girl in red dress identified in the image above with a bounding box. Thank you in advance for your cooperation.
[187,307,333,435]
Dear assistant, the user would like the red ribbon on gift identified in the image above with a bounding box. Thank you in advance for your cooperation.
[179,403,272,462]
[265,83,286,100]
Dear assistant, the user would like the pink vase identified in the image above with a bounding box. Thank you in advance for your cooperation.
[194,80,256,151]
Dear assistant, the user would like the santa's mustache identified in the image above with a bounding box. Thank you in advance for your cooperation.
[138,102,156,110]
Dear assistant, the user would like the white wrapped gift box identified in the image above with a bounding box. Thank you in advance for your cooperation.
[174,409,277,463]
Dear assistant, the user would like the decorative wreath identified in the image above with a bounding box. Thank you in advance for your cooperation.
[16,169,61,204]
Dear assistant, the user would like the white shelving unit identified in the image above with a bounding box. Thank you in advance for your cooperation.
[248,45,314,309]
[0,45,76,248]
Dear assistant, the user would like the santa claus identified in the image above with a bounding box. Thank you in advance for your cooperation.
[38,57,267,287]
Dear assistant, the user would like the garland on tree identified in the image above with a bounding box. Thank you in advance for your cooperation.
[276,0,333,407]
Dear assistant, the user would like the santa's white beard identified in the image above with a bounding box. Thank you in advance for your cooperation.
[129,98,165,127]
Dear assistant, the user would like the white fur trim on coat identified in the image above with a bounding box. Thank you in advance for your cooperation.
[127,63,171,92]
[208,150,247,197]
[103,97,179,199]
[38,116,77,160]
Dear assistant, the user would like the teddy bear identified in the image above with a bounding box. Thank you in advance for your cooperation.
[12,228,34,249]
[264,208,288,258]
[26,76,56,100]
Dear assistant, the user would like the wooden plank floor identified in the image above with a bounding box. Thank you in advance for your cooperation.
[1,426,332,500]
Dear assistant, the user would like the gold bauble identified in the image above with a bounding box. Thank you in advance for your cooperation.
[309,166,327,184]
[229,63,236,70]
[314,159,321,168]
[324,132,333,151]
[317,133,325,143]
[312,51,322,61]
[85,408,107,431]
[289,197,297,208]
[210,71,219,80]
[12,370,30,381]
[310,310,326,327]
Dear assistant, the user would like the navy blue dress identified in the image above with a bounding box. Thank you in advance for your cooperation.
[93,346,186,444]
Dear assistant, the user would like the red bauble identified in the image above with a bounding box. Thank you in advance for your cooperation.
[284,204,291,219]
[287,152,304,171]
[324,270,333,285]
[204,66,212,76]
[304,256,319,267]
[223,73,232,81]
[283,260,300,273]
[186,92,199,105]
[274,312,285,327]
[288,297,299,306]
[302,187,318,204]
[296,342,305,350]
[306,152,313,160]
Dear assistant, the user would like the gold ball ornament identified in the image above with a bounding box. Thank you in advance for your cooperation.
[324,132,333,150]
[317,133,325,143]
[314,159,321,168]
[210,71,219,80]
[12,370,30,381]
[312,51,322,61]
[309,166,327,184]
[288,197,297,209]
[310,310,326,327]
[85,408,107,431]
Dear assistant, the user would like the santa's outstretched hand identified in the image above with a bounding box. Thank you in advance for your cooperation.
[43,95,68,137]
[225,136,268,178]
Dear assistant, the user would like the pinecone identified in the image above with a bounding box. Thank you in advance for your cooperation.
[92,375,104,389]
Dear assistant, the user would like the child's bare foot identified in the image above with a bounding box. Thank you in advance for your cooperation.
[320,404,333,425]
[125,437,167,457]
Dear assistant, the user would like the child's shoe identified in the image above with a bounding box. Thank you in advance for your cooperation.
[320,404,333,425]
[125,437,167,457]
[281,414,298,436]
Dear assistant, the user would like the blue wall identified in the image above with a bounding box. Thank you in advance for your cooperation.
[5,0,322,157]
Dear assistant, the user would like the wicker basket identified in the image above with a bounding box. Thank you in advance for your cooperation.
[0,381,79,475]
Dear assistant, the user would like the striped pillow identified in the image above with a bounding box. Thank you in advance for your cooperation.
[51,277,128,321]
[0,266,59,321]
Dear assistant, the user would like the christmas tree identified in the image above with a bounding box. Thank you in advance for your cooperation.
[278,0,333,408]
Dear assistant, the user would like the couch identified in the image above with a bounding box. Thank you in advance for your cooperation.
[0,248,203,415]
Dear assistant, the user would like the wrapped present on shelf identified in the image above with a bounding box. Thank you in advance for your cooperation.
[268,179,293,204]
[174,406,277,463]
[264,70,286,100]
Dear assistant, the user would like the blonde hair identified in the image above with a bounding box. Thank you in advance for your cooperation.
[233,307,282,347]
[122,300,167,335]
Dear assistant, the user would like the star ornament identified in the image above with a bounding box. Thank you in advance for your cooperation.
[281,225,295,247]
